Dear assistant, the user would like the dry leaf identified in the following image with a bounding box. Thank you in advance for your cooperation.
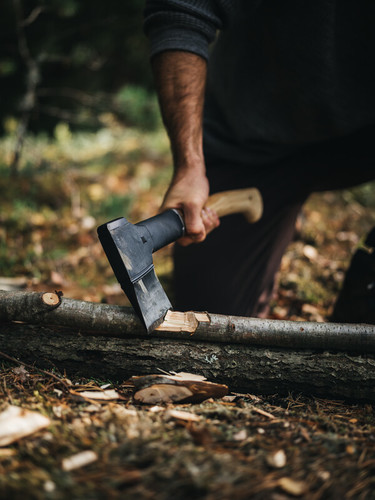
[111,406,138,418]
[222,395,237,402]
[266,450,287,468]
[301,303,320,315]
[12,366,29,382]
[148,406,165,413]
[303,245,318,261]
[167,410,201,422]
[62,450,98,471]
[0,405,50,446]
[233,429,247,441]
[278,477,307,496]
[0,448,17,457]
[73,389,121,401]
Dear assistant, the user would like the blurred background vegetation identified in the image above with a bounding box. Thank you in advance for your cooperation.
[0,0,159,136]
[0,0,173,303]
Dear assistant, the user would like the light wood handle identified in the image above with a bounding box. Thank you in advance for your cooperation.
[205,188,263,223]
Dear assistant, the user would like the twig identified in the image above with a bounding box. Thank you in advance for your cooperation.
[0,349,71,392]
[21,6,44,27]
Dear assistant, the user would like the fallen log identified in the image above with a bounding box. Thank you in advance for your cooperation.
[1,290,375,401]
[1,290,375,352]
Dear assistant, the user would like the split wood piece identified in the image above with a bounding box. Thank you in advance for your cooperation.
[1,323,375,401]
[128,372,228,404]
[155,310,210,333]
[1,290,375,353]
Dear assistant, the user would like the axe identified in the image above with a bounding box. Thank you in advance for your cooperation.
[97,188,263,332]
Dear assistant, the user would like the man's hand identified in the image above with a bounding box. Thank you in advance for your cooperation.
[161,168,220,246]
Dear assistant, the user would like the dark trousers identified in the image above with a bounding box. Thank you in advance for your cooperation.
[173,126,375,316]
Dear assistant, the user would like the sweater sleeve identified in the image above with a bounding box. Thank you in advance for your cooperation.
[143,0,236,60]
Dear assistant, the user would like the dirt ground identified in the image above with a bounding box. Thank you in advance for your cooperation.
[1,358,375,500]
[0,128,375,499]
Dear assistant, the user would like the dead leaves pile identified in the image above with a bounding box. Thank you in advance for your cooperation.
[1,363,375,499]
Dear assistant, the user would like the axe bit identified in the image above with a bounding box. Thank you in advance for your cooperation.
[97,188,263,333]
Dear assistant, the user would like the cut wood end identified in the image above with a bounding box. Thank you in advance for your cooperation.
[155,310,210,334]
[41,292,61,307]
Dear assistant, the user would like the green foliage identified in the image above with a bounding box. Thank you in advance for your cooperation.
[114,85,162,131]
[345,182,375,208]
[90,193,135,224]
[0,0,154,133]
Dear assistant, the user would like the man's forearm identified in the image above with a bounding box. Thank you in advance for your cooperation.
[151,50,219,243]
[151,50,207,174]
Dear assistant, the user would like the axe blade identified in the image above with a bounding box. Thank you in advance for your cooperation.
[97,211,184,332]
[132,268,172,332]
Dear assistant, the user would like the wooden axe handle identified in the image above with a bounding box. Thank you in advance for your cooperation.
[205,187,263,223]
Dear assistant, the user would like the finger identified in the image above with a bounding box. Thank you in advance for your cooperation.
[183,203,206,242]
[201,207,220,235]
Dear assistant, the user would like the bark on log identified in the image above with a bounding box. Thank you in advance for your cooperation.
[1,290,375,352]
[0,322,374,401]
[1,290,375,401]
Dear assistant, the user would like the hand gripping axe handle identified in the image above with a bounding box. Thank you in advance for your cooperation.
[97,187,263,332]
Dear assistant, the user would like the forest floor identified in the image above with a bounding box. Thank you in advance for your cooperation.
[1,122,375,499]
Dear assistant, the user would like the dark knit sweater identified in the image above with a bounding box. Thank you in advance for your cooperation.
[144,1,375,165]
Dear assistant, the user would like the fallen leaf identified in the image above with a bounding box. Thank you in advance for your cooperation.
[73,389,121,401]
[278,477,307,496]
[301,303,320,315]
[50,270,66,286]
[233,429,247,441]
[148,406,165,413]
[12,365,29,382]
[62,450,98,471]
[303,245,318,261]
[167,410,201,422]
[222,395,237,402]
[111,406,138,418]
[0,448,17,457]
[0,405,50,446]
[266,450,287,468]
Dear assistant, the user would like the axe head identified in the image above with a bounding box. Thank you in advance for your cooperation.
[97,210,184,332]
